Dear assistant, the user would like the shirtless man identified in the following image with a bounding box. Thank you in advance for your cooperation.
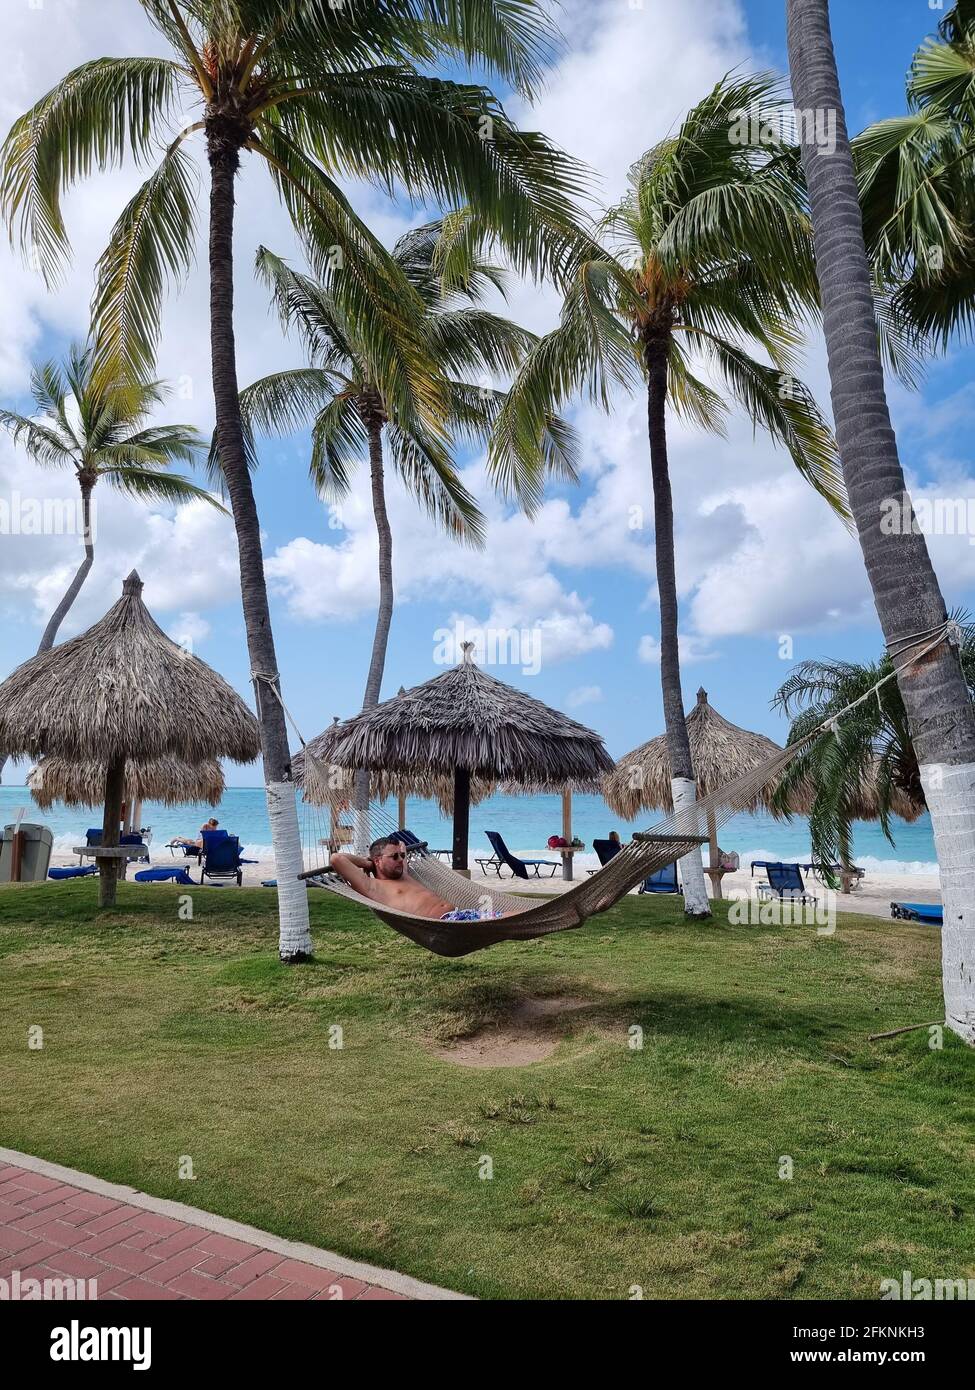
[330,836,514,921]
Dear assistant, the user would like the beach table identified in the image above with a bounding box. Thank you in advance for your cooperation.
[72,844,149,881]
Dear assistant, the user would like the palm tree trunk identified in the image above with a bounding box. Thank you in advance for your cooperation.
[645,340,710,918]
[352,409,395,853]
[37,483,95,653]
[0,485,95,783]
[207,133,311,963]
[787,0,975,1042]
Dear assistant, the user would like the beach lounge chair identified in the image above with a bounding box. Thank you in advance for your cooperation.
[167,837,201,859]
[48,864,98,880]
[392,828,454,861]
[756,862,817,905]
[80,828,102,863]
[482,830,559,880]
[639,860,680,894]
[120,832,150,864]
[891,901,943,925]
[199,831,253,886]
[587,839,622,875]
[134,867,194,885]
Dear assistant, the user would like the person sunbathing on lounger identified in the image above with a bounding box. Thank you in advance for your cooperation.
[170,818,219,854]
[331,837,516,921]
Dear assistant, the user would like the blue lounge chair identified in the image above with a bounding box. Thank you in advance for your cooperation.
[390,828,453,860]
[639,860,680,894]
[482,830,559,880]
[168,837,203,860]
[134,867,194,885]
[756,861,817,905]
[79,828,102,863]
[49,865,98,880]
[587,839,622,875]
[120,832,150,864]
[199,831,253,886]
[891,901,943,925]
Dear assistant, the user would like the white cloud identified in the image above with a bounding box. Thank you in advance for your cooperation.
[639,633,717,665]
[0,427,240,642]
[167,611,212,651]
[566,684,603,707]
[512,0,750,207]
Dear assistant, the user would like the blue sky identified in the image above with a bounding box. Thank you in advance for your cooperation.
[1,0,973,786]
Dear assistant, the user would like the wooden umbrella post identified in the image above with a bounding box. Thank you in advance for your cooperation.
[398,789,407,832]
[98,755,127,908]
[705,808,723,900]
[561,788,573,882]
[452,768,471,876]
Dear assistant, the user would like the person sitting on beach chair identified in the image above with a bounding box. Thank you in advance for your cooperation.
[169,818,220,855]
[331,837,517,922]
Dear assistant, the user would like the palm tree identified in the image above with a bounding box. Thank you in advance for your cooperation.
[853,2,975,352]
[0,2,587,961]
[770,619,975,878]
[786,0,975,1045]
[0,343,210,655]
[493,74,847,917]
[233,213,575,849]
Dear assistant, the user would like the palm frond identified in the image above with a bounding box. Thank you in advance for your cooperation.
[681,327,850,523]
[0,410,76,469]
[308,395,369,499]
[90,141,198,382]
[388,422,486,546]
[0,57,186,284]
[103,463,224,509]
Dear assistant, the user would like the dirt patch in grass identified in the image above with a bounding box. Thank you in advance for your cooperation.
[430,993,595,1068]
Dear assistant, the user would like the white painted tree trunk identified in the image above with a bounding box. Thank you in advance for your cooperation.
[266,781,312,960]
[920,762,975,1044]
[671,775,710,917]
[353,794,372,857]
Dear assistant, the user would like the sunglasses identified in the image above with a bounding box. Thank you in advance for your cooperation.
[385,850,407,861]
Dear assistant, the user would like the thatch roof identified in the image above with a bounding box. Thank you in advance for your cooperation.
[603,688,783,817]
[772,759,924,824]
[0,572,259,765]
[28,754,224,810]
[293,730,496,812]
[314,645,614,789]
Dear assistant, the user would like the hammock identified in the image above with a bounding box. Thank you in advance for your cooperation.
[298,735,807,957]
[272,619,957,958]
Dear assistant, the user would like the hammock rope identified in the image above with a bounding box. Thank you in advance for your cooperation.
[251,622,956,958]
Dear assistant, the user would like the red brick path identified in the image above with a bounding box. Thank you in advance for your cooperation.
[0,1162,413,1300]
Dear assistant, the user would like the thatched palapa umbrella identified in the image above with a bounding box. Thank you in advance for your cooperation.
[293,715,495,855]
[319,643,614,872]
[603,688,783,898]
[768,756,924,891]
[0,572,259,905]
[28,755,225,810]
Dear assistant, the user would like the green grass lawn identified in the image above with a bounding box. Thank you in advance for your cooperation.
[1,879,972,1300]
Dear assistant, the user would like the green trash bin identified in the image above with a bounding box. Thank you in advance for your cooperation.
[0,823,55,882]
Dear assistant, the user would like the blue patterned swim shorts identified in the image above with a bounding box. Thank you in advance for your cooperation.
[440,908,504,922]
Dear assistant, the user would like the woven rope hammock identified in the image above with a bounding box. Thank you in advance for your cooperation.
[298,737,805,957]
[262,620,957,958]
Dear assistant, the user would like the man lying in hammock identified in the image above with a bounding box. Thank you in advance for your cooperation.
[330,837,515,921]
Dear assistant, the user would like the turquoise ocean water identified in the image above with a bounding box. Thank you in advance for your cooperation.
[0,786,939,874]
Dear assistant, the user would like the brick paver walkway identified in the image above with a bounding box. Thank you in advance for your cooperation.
[0,1152,465,1301]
